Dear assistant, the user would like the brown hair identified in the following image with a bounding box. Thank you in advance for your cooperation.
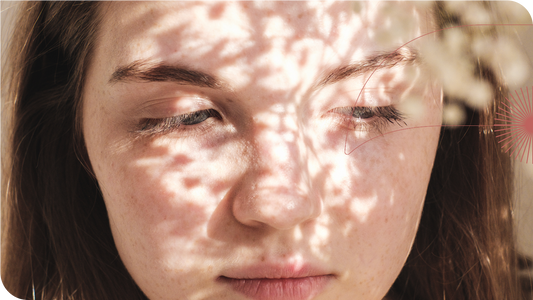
[2,2,146,299]
[391,3,530,299]
[1,2,529,300]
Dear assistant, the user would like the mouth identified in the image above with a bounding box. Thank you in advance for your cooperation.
[217,264,335,300]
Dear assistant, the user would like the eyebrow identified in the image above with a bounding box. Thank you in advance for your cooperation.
[315,48,418,89]
[109,49,417,90]
[109,59,222,88]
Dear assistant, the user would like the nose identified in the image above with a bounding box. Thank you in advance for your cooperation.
[232,112,321,230]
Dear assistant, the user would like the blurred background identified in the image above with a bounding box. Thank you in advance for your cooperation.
[0,0,533,257]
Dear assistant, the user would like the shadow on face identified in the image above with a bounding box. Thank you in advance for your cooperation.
[82,2,442,299]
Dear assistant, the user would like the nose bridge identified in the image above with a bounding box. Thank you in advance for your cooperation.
[255,111,300,180]
[252,103,306,190]
[232,104,320,230]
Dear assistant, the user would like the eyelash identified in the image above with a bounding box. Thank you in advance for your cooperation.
[135,109,222,137]
[328,106,405,133]
[134,106,404,137]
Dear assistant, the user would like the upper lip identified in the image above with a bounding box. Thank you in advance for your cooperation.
[219,261,334,279]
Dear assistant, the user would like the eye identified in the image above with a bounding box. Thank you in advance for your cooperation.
[179,110,218,125]
[136,108,222,136]
[331,107,376,119]
[328,106,405,132]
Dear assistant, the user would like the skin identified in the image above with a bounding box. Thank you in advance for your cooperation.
[83,2,442,300]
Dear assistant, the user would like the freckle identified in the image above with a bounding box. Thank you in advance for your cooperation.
[298,13,303,19]
[209,2,226,19]
[261,256,265,262]
[384,218,388,223]
[183,178,200,188]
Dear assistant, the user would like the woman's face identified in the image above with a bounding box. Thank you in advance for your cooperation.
[83,2,442,300]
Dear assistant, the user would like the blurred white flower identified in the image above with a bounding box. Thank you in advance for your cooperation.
[461,3,492,25]
[374,2,419,47]
[464,80,494,109]
[443,103,467,125]
[412,1,433,11]
[491,37,530,88]
[420,38,478,106]
[443,1,465,15]
[398,95,425,122]
[471,35,494,59]
[352,1,531,116]
[417,1,531,112]
[401,64,420,84]
[351,1,364,14]
[443,28,468,56]
[494,1,532,26]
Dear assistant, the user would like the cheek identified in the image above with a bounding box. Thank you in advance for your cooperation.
[93,138,248,283]
[311,113,440,295]
[318,133,433,240]
[316,126,438,220]
[103,141,241,229]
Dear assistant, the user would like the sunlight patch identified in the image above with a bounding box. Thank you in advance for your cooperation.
[349,196,378,223]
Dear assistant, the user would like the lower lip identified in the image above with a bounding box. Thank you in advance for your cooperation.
[218,275,333,300]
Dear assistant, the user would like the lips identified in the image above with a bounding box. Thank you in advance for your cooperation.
[218,263,334,300]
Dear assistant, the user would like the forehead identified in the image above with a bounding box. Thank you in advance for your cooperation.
[97,1,430,67]
[91,0,427,94]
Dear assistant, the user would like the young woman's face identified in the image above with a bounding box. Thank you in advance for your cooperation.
[83,2,442,300]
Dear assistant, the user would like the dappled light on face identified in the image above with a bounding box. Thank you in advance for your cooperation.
[349,194,378,223]
[418,21,530,115]
[370,2,430,49]
[308,217,333,262]
[397,153,405,162]
[335,61,441,156]
[81,2,451,299]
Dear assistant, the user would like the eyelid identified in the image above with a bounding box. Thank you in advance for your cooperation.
[330,106,375,119]
[312,86,399,117]
[327,105,405,133]
[136,95,216,119]
[133,108,222,137]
